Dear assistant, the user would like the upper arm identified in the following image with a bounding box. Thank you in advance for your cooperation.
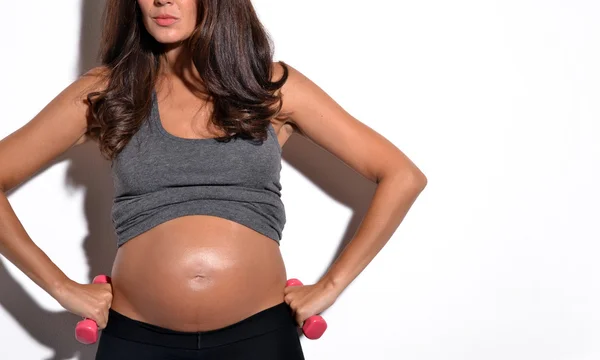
[274,61,426,184]
[0,66,109,193]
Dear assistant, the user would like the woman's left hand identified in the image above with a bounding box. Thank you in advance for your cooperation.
[283,279,340,328]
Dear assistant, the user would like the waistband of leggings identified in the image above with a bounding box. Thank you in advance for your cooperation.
[101,301,295,350]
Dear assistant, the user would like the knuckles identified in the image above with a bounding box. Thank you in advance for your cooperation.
[295,308,310,322]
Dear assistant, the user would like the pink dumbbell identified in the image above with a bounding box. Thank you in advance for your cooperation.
[286,278,328,340]
[75,274,111,344]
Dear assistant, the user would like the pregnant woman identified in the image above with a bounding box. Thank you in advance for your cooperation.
[0,0,427,359]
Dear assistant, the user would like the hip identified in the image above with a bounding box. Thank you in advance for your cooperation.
[96,302,305,360]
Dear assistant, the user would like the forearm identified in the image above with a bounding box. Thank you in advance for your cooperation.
[321,171,427,295]
[0,192,71,299]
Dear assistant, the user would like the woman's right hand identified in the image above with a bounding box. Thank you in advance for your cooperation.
[55,279,113,329]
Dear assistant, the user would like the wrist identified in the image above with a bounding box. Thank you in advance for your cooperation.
[50,276,74,302]
[320,273,345,298]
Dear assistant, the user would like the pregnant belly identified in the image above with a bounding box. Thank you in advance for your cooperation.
[109,215,288,332]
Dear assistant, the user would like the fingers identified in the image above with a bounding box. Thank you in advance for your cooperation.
[283,285,296,295]
[90,305,109,329]
[294,313,305,328]
[100,292,113,329]
[93,284,113,329]
[97,302,112,330]
[283,283,320,327]
[285,299,309,327]
[284,286,306,327]
[294,306,313,328]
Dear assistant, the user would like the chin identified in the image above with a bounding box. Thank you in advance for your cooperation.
[150,31,190,44]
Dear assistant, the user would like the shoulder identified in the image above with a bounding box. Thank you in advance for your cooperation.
[56,65,111,125]
[270,60,317,110]
[270,60,288,83]
[270,60,305,96]
[78,65,111,95]
[82,65,110,78]
[269,61,331,129]
[63,65,111,111]
[69,65,111,144]
[269,61,311,133]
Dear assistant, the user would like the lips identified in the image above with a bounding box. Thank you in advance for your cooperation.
[153,14,178,20]
[152,14,179,26]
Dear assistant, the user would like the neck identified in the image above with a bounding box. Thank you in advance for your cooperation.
[161,41,191,72]
[157,42,207,95]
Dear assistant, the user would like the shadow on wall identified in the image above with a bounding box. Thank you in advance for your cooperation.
[0,1,114,360]
[0,0,377,358]
[282,134,377,286]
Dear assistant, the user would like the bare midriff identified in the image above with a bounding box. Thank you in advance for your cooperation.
[109,215,288,332]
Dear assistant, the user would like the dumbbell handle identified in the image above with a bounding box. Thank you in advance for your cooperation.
[75,274,111,344]
[286,278,328,340]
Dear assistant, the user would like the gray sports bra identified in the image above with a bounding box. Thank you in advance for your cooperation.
[110,90,286,247]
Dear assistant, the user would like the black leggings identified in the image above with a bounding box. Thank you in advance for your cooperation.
[95,302,305,360]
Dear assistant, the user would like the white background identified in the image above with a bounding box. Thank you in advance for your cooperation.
[0,0,599,359]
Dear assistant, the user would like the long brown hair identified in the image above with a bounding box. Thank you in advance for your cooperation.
[85,0,289,161]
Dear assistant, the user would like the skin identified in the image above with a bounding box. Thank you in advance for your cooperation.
[0,0,427,332]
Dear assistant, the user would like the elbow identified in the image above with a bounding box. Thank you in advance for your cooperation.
[408,170,427,192]
[380,168,427,192]
[415,169,428,188]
